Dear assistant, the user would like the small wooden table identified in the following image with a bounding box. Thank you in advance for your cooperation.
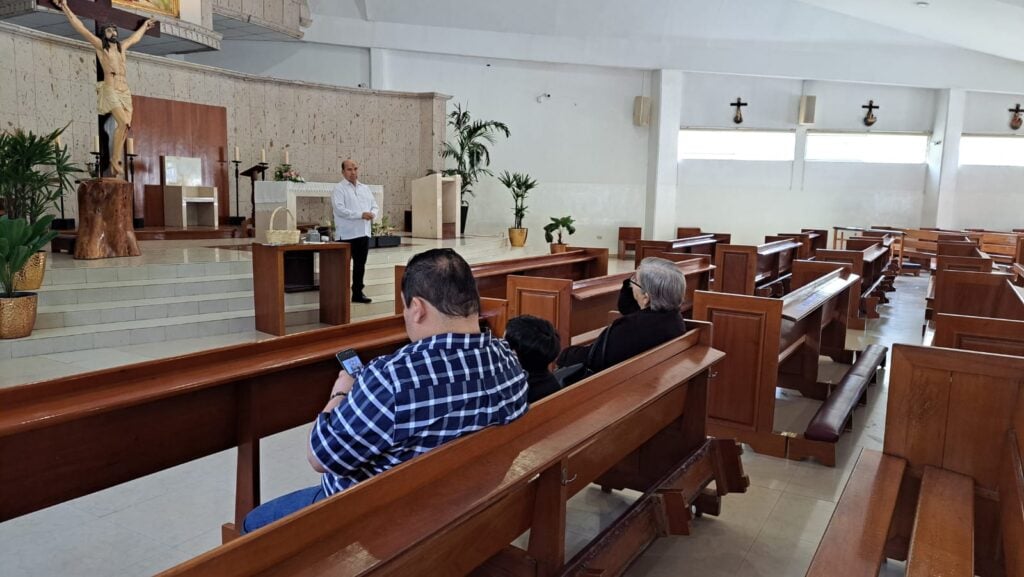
[252,242,351,336]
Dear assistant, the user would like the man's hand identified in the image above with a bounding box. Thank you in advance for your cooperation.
[331,370,355,397]
[53,0,67,11]
[361,212,374,220]
[143,18,156,31]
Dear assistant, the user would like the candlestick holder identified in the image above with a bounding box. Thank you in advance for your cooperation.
[90,152,102,178]
[228,160,245,225]
[126,153,143,229]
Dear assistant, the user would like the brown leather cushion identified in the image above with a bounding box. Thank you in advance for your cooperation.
[805,345,887,443]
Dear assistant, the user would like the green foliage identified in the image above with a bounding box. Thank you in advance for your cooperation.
[543,216,576,244]
[0,215,58,298]
[498,171,538,229]
[440,103,510,206]
[0,126,81,225]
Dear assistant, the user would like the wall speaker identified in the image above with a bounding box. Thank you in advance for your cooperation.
[634,96,651,127]
[798,95,817,126]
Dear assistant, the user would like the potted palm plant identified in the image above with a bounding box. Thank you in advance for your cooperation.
[544,216,576,253]
[440,104,510,233]
[0,215,58,338]
[499,171,537,248]
[0,126,79,290]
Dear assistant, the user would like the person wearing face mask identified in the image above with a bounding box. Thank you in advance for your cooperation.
[556,257,687,375]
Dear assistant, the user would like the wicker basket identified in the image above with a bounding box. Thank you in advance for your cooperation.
[266,207,301,244]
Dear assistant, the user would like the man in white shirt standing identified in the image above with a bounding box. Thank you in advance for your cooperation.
[332,159,379,303]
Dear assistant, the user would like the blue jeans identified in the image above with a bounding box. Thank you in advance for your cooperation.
[241,485,326,534]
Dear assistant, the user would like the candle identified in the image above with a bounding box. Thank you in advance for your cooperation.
[234,146,240,162]
[55,136,63,149]
[126,137,135,156]
[92,135,100,153]
[284,150,290,165]
[260,148,266,163]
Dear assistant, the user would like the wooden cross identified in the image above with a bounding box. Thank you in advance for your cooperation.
[1011,103,1023,130]
[862,100,879,126]
[731,98,748,124]
[37,0,162,37]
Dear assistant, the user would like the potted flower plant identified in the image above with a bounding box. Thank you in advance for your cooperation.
[273,163,305,183]
[543,216,576,253]
[371,216,401,249]
[498,171,537,248]
[0,215,58,338]
[440,104,510,233]
[0,126,79,290]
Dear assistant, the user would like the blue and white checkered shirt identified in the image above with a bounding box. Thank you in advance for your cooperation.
[310,331,529,495]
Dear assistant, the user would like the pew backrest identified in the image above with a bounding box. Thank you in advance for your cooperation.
[712,239,802,295]
[933,270,1024,321]
[160,327,724,577]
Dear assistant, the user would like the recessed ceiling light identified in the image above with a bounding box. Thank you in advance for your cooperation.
[915,1,930,6]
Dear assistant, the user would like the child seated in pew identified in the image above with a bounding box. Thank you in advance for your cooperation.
[504,315,562,403]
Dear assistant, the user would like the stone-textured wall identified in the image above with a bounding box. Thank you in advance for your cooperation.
[0,22,446,226]
[212,0,305,38]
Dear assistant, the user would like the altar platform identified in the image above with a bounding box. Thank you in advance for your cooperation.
[0,233,617,385]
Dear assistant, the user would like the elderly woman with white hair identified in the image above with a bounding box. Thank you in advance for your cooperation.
[556,257,687,376]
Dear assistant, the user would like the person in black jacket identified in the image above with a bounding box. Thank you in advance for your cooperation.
[504,315,562,403]
[557,257,686,373]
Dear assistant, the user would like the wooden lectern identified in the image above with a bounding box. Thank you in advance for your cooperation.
[411,174,461,239]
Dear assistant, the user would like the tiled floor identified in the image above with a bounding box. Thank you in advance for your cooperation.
[0,240,927,576]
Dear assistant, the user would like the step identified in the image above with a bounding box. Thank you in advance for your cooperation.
[35,274,255,307]
[0,300,391,361]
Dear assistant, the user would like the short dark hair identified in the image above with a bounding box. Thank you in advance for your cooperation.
[401,249,480,317]
[504,315,561,372]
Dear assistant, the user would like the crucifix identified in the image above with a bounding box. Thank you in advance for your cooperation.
[1010,103,1023,130]
[862,100,879,127]
[730,98,748,124]
[40,0,161,178]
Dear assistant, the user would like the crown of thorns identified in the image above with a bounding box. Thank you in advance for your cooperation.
[99,23,118,34]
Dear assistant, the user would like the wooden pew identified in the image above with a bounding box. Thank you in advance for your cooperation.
[924,253,996,323]
[617,226,642,260]
[393,248,609,313]
[161,326,751,577]
[0,315,417,528]
[771,229,826,259]
[694,267,874,466]
[815,243,894,329]
[931,270,1024,322]
[978,231,1024,265]
[506,256,714,348]
[933,313,1024,359]
[675,227,732,246]
[711,238,802,296]
[635,234,717,268]
[807,344,1024,577]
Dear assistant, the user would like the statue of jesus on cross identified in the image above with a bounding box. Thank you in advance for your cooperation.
[54,0,155,178]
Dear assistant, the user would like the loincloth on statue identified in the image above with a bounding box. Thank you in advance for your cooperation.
[96,82,133,116]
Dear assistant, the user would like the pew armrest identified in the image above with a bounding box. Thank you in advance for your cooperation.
[806,450,906,577]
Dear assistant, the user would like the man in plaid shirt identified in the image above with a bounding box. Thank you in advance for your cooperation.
[243,248,529,533]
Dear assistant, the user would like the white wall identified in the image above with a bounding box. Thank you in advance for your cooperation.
[682,74,802,129]
[382,50,650,251]
[964,90,1024,134]
[185,41,370,88]
[803,81,937,132]
[953,165,1024,230]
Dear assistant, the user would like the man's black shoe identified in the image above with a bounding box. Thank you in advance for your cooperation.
[352,294,373,304]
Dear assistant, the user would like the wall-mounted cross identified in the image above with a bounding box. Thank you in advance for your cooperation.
[862,99,879,126]
[731,98,748,124]
[1010,103,1023,130]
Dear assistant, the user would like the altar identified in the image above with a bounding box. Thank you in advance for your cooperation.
[254,181,384,242]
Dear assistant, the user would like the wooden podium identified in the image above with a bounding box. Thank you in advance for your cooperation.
[252,243,351,336]
[411,174,461,239]
[75,179,141,260]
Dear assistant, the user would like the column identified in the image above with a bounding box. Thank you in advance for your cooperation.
[370,47,389,90]
[645,70,683,240]
[928,89,966,229]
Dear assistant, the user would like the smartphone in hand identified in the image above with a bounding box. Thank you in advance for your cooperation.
[335,348,364,377]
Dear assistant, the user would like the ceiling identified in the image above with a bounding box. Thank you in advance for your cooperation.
[309,0,1024,63]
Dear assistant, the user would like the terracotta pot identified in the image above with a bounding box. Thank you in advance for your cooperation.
[508,228,528,247]
[0,292,38,339]
[550,243,568,254]
[13,251,47,291]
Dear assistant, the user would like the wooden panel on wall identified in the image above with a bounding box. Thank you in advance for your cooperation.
[131,96,229,224]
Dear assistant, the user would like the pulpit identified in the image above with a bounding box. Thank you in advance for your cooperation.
[411,174,461,239]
